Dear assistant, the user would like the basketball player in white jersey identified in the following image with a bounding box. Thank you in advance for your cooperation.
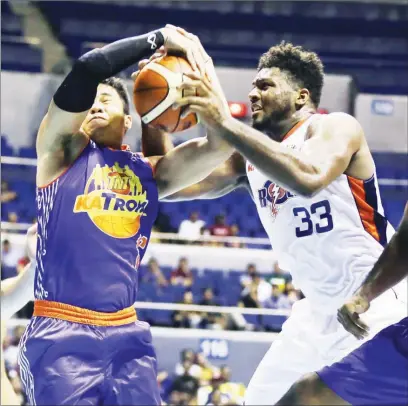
[1,225,37,405]
[141,31,407,404]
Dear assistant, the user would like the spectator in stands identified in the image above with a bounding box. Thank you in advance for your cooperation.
[3,326,25,375]
[197,366,245,405]
[262,284,292,309]
[241,269,271,305]
[195,353,216,386]
[172,291,202,328]
[142,258,168,288]
[170,257,193,287]
[1,240,20,279]
[207,214,231,246]
[238,283,259,308]
[200,287,218,307]
[170,359,200,405]
[284,282,303,305]
[199,288,228,330]
[239,263,257,289]
[178,211,206,243]
[0,181,17,203]
[226,224,244,248]
[174,349,202,380]
[267,262,291,292]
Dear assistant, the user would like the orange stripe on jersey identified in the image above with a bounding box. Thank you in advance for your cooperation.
[282,115,314,141]
[34,300,137,326]
[347,176,380,242]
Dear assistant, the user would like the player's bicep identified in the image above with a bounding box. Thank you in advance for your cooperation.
[36,100,89,157]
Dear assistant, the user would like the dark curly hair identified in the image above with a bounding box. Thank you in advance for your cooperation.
[258,41,324,107]
[101,77,130,115]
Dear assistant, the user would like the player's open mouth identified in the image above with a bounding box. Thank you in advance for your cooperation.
[251,105,262,113]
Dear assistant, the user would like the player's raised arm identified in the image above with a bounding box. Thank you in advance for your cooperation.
[36,27,208,178]
[177,71,369,197]
[141,122,246,200]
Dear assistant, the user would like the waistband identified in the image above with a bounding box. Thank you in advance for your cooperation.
[33,300,137,326]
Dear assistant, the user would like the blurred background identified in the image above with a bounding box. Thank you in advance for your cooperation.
[1,1,407,405]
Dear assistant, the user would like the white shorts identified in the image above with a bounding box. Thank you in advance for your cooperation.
[244,281,407,405]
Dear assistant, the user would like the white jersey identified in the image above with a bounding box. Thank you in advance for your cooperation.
[246,115,394,313]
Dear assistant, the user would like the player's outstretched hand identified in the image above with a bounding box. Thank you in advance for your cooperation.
[337,293,370,340]
[175,71,231,130]
[160,25,208,75]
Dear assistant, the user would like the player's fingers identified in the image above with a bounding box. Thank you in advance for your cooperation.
[180,106,193,119]
[174,27,210,62]
[183,72,212,93]
[338,310,366,339]
[190,47,206,76]
[351,313,369,335]
[185,49,198,73]
[180,79,209,96]
[174,96,207,108]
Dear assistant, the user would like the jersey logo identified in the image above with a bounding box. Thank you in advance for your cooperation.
[74,163,149,239]
[258,180,294,219]
[247,164,255,172]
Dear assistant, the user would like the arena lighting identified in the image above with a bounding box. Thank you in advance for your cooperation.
[228,102,248,118]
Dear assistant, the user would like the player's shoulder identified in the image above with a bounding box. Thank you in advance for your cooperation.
[312,112,364,143]
[322,112,363,132]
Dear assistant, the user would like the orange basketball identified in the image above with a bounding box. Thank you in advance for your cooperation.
[133,55,198,133]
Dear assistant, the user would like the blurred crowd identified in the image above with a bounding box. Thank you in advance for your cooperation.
[159,349,245,405]
[177,212,243,247]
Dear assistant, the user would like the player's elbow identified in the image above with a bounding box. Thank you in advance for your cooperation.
[292,179,323,198]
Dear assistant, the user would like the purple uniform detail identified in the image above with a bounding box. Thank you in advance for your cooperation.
[34,141,158,311]
[19,142,161,405]
[318,317,408,405]
[21,317,160,405]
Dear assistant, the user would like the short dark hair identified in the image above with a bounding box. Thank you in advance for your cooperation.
[101,77,130,115]
[258,41,324,107]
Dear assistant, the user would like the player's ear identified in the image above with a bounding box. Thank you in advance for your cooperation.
[295,88,310,109]
[124,115,133,131]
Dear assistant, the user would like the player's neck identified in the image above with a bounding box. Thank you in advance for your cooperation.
[269,108,315,142]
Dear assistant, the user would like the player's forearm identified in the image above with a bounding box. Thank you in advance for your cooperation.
[155,137,233,199]
[219,118,320,196]
[54,31,165,113]
[1,261,36,319]
[141,124,174,157]
[358,214,408,302]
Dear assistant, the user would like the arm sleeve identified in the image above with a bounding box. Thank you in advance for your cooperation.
[53,30,165,113]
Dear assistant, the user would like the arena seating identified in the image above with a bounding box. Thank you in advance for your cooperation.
[137,264,288,331]
[29,1,408,94]
[1,3,43,72]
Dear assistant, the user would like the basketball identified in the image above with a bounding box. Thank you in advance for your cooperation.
[133,55,198,133]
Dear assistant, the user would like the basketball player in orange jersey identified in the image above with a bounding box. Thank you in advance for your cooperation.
[18,25,234,405]
[141,27,407,404]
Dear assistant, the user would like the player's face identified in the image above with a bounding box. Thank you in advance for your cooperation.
[248,68,298,131]
[81,84,131,148]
